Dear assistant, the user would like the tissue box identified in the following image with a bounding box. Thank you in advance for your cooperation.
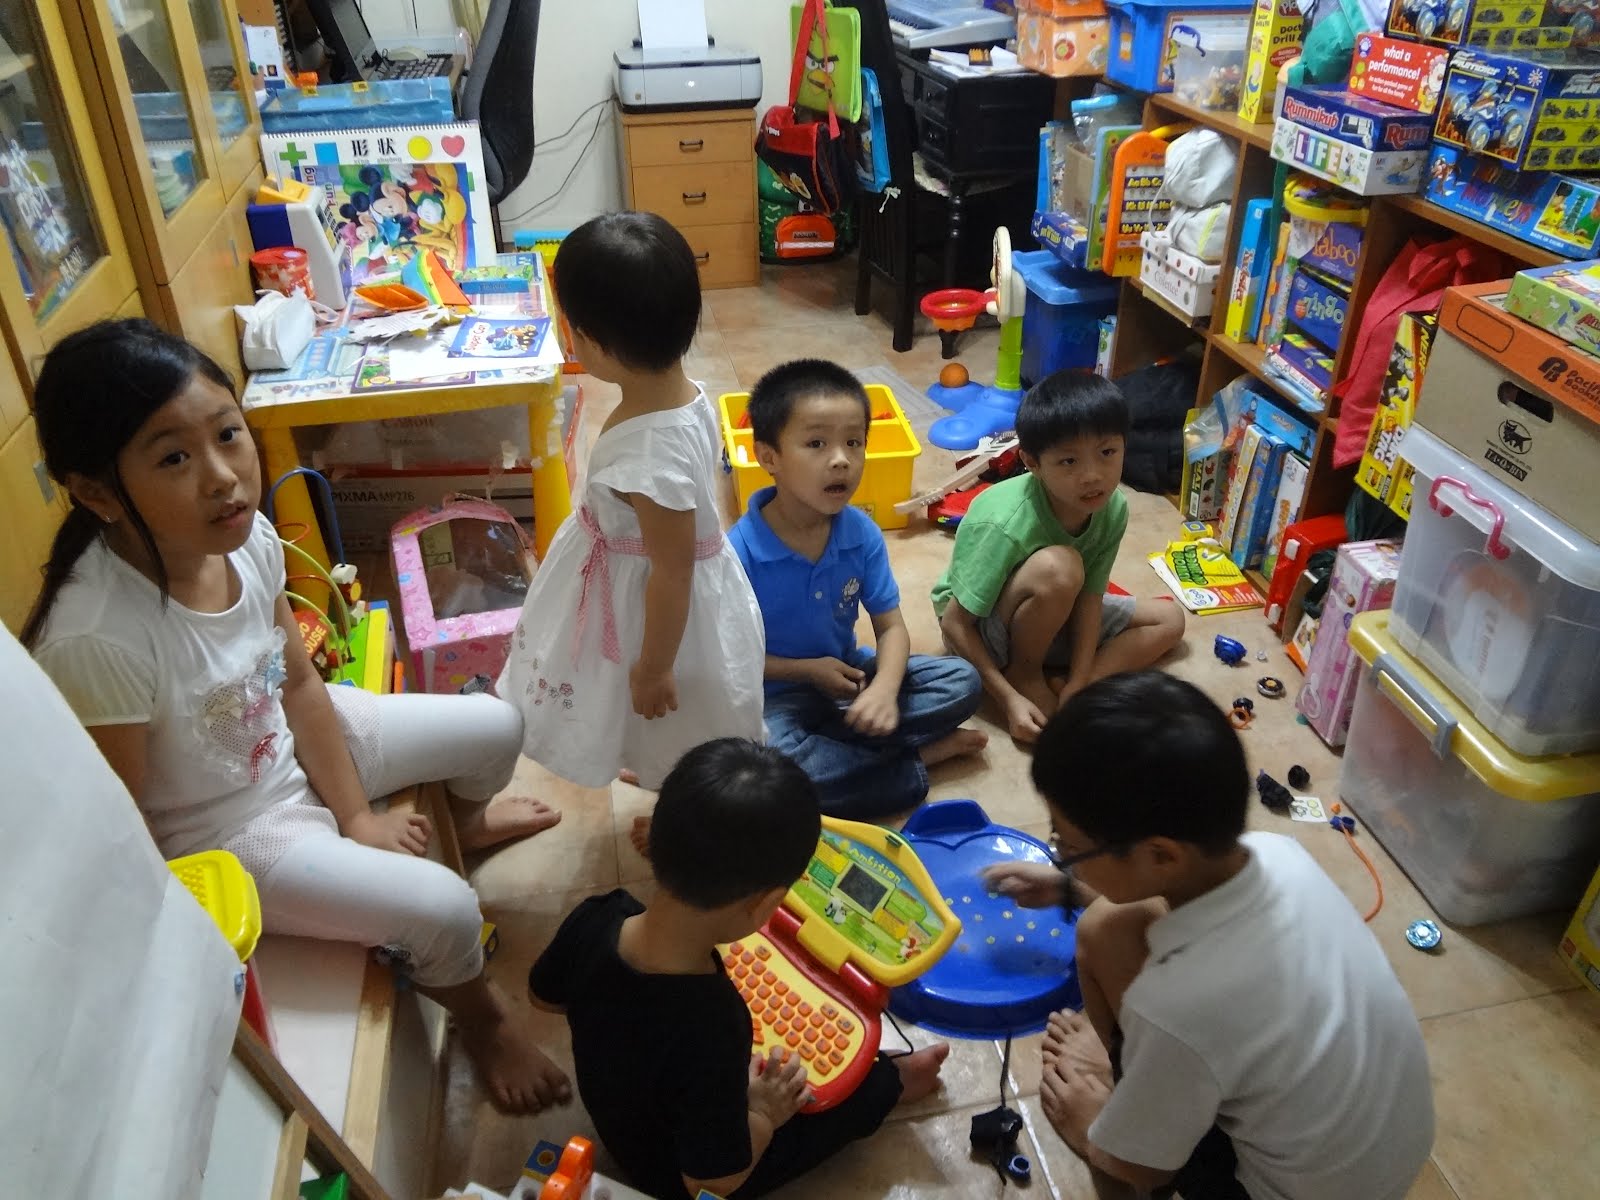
[391,497,535,694]
[1436,47,1600,172]
[1274,85,1434,194]
[1296,539,1403,747]
[1348,33,1451,115]
[1503,259,1600,357]
[1357,311,1437,519]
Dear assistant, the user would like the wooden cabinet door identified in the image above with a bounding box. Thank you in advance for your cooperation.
[0,412,66,637]
[62,0,229,286]
[0,0,140,384]
[159,181,258,384]
[183,0,261,198]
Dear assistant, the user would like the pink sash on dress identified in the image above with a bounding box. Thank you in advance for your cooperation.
[571,505,725,665]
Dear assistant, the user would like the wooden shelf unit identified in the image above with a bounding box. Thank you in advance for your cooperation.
[1111,94,1563,538]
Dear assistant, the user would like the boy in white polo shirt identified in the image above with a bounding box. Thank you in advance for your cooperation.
[987,671,1433,1200]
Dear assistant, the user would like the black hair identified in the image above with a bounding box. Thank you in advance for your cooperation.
[649,739,821,909]
[746,358,871,447]
[1015,370,1129,458]
[551,211,701,372]
[1031,671,1248,856]
[20,319,234,648]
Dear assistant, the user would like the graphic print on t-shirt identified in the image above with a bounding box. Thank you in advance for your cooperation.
[194,627,290,784]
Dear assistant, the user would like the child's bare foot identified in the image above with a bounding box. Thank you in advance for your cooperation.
[459,983,572,1115]
[1041,1010,1112,1080]
[892,1042,951,1105]
[918,726,989,768]
[629,814,652,859]
[455,794,562,851]
[1003,668,1059,733]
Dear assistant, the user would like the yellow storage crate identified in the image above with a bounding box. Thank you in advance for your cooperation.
[1559,864,1600,997]
[718,384,922,531]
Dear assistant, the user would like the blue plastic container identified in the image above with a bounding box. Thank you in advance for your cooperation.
[889,800,1081,1039]
[1013,250,1119,386]
[260,79,454,133]
[1103,0,1253,93]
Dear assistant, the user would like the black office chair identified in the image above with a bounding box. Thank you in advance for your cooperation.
[459,0,541,217]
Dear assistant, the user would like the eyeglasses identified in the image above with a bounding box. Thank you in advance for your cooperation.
[1048,832,1122,872]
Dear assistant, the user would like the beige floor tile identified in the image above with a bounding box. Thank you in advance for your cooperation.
[722,318,893,388]
[1408,1158,1462,1200]
[765,1100,1047,1200]
[1425,990,1600,1199]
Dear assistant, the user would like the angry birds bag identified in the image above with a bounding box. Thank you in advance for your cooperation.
[789,0,861,122]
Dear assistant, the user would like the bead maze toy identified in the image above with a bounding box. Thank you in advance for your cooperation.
[889,801,1083,1037]
[924,228,1027,452]
[722,816,960,1112]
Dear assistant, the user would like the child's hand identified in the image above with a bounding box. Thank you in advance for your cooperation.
[629,661,679,719]
[844,682,899,737]
[983,860,1067,909]
[806,657,866,700]
[345,808,432,856]
[747,1046,810,1130]
[1005,693,1048,743]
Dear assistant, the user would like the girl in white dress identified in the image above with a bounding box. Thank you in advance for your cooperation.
[498,213,764,791]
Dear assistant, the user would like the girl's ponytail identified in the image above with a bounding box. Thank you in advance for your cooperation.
[19,504,100,648]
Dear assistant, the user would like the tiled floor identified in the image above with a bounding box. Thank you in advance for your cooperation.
[430,257,1600,1199]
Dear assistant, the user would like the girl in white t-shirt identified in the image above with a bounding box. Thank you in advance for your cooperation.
[23,319,570,1115]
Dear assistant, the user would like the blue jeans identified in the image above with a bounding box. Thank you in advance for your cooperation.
[765,651,982,820]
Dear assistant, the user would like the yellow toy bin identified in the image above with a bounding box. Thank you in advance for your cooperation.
[1560,864,1600,997]
[718,384,922,531]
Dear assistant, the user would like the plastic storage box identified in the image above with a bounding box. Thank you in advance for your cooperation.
[1389,425,1600,757]
[1341,612,1600,925]
[1170,20,1249,110]
[1103,0,1253,93]
[1014,250,1120,385]
[720,385,922,530]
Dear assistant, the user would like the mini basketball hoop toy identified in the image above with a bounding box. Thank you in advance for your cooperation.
[926,227,1028,452]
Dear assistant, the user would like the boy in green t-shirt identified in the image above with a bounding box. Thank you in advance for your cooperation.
[932,372,1185,743]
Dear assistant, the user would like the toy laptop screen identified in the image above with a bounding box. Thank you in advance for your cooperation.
[418,518,531,621]
[791,829,947,968]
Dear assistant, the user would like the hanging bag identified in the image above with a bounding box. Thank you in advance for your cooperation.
[789,0,862,122]
[854,67,892,193]
[756,0,856,215]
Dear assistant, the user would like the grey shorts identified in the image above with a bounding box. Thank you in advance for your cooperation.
[977,591,1137,673]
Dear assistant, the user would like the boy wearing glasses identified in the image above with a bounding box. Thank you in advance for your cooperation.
[987,672,1433,1200]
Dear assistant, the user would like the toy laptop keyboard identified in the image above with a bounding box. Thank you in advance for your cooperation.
[721,816,960,1112]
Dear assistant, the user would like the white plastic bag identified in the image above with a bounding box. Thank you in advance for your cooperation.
[1160,129,1238,209]
[234,289,314,371]
[1167,201,1233,263]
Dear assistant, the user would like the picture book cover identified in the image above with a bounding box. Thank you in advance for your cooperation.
[259,124,493,285]
[448,317,552,359]
[1148,540,1263,615]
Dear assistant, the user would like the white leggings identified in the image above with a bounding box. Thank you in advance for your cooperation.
[253,689,523,988]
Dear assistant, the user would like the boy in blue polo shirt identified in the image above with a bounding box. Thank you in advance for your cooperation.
[729,360,986,819]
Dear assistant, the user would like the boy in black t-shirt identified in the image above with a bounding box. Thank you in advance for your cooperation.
[530,739,949,1199]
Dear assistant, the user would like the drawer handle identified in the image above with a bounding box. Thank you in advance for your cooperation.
[682,191,707,203]
[679,138,704,151]
[694,252,711,265]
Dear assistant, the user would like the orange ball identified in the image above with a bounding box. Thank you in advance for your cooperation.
[939,362,970,389]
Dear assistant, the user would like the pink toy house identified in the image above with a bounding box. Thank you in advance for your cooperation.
[390,496,534,694]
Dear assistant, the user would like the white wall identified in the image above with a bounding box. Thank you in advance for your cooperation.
[362,0,793,233]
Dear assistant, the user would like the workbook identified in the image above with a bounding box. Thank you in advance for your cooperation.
[259,123,494,284]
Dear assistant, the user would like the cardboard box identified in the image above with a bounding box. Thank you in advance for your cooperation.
[1286,266,1349,352]
[1558,863,1600,997]
[1225,426,1290,570]
[1239,0,1305,123]
[1273,86,1434,194]
[1357,311,1437,519]
[1504,259,1600,358]
[1224,197,1274,340]
[1268,330,1335,399]
[1424,144,1600,257]
[1418,287,1600,541]
[1384,0,1574,50]
[1218,423,1264,553]
[1018,4,1112,77]
[1436,47,1600,173]
[1348,33,1451,114]
[329,469,536,555]
[1259,452,1309,578]
[1296,539,1403,748]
